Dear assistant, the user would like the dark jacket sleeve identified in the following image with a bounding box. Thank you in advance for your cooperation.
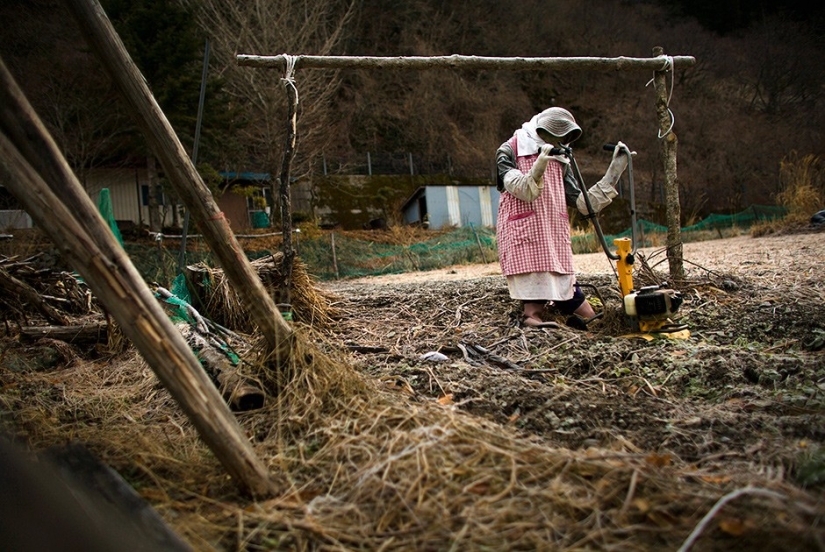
[495,142,517,192]
[563,165,583,208]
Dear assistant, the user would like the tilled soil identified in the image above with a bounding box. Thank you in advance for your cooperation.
[322,231,825,475]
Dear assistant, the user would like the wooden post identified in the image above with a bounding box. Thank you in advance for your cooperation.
[0,57,274,498]
[62,0,293,361]
[277,65,299,307]
[470,223,488,264]
[653,46,684,280]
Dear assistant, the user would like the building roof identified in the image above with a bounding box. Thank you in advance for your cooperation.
[219,172,271,182]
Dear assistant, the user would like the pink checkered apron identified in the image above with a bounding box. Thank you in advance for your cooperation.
[496,136,574,276]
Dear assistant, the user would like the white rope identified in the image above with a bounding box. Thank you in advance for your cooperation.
[646,55,675,138]
[280,53,299,106]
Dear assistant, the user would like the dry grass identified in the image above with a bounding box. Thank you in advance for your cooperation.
[776,152,824,223]
[186,253,338,332]
[2,229,824,551]
[4,320,820,551]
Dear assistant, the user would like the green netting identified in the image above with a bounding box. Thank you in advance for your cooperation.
[299,225,497,280]
[572,204,788,253]
[159,289,194,324]
[124,242,216,287]
[97,188,123,247]
[156,276,241,365]
[170,273,191,304]
[681,205,787,232]
[123,205,787,285]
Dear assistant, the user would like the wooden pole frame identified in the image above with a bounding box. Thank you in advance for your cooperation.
[238,50,695,279]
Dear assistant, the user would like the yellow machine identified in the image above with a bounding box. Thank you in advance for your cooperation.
[612,236,684,333]
[560,142,687,335]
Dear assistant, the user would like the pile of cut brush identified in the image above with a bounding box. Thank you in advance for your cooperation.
[1,237,824,551]
[0,253,103,347]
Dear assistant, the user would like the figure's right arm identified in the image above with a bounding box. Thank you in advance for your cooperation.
[496,142,548,203]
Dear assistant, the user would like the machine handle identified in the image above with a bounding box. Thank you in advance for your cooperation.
[541,145,568,156]
[604,143,634,156]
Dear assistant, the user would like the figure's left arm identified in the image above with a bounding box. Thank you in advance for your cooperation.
[568,141,631,215]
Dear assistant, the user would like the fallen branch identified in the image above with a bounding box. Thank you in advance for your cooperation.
[465,343,523,371]
[0,268,70,325]
[20,323,107,344]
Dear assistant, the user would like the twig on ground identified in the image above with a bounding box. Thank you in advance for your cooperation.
[677,487,787,552]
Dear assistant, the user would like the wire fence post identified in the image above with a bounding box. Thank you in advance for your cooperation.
[330,231,340,279]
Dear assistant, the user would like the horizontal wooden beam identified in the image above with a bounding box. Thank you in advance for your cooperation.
[237,53,696,71]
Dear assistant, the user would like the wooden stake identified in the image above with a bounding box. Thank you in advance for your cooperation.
[277,68,299,306]
[62,0,293,360]
[0,58,274,498]
[20,324,107,344]
[652,46,684,280]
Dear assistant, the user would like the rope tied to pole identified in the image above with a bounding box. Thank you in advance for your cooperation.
[277,54,300,307]
[646,55,675,138]
[280,54,299,107]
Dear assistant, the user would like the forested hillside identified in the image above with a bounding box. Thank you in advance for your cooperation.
[1,0,823,217]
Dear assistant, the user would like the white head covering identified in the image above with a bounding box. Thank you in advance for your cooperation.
[515,107,582,156]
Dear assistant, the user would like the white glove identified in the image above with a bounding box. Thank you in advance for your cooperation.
[576,141,633,215]
[529,144,555,185]
[504,144,557,202]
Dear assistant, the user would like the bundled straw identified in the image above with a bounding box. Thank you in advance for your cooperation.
[185,252,338,333]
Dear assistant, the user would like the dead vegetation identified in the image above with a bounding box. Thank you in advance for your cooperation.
[1,231,824,551]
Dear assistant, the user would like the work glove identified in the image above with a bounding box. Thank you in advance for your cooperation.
[576,141,632,215]
[503,144,557,202]
[529,144,556,185]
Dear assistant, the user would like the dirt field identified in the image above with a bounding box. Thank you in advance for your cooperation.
[317,230,825,548]
[1,229,824,550]
[324,230,825,456]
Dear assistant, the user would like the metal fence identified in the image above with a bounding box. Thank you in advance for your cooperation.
[318,152,493,179]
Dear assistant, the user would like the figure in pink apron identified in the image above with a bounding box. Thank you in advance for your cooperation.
[496,107,629,328]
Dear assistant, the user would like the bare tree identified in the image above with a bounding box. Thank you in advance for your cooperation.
[178,0,357,226]
[39,70,130,189]
[738,17,824,116]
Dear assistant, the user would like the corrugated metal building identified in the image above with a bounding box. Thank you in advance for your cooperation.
[401,185,500,230]
[79,168,271,232]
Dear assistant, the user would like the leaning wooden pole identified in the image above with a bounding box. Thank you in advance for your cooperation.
[652,46,685,280]
[63,0,293,360]
[0,67,273,496]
